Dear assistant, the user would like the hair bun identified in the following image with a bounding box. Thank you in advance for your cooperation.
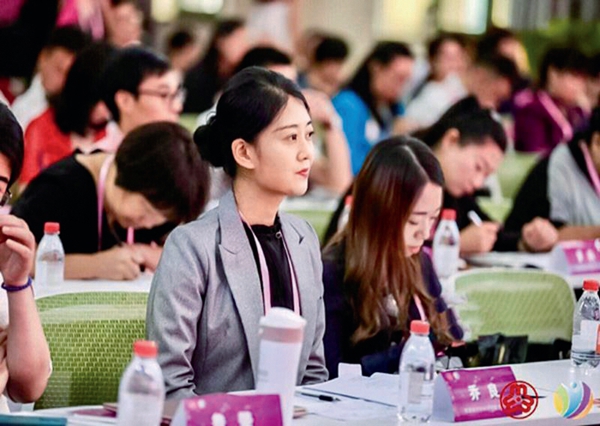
[193,115,224,168]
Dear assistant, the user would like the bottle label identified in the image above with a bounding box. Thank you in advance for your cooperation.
[577,320,600,352]
[399,371,424,405]
[117,394,163,425]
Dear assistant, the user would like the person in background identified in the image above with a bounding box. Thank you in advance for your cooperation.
[476,28,531,80]
[505,106,600,242]
[407,33,469,102]
[298,34,349,97]
[165,27,202,75]
[324,98,557,254]
[323,136,463,378]
[12,26,91,130]
[147,68,327,399]
[19,42,115,187]
[13,121,210,281]
[0,104,51,411]
[513,46,588,155]
[183,19,249,113]
[103,0,143,47]
[99,46,185,149]
[582,53,600,113]
[333,41,414,175]
[400,54,519,133]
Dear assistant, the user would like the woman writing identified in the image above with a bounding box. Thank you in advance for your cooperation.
[323,136,462,378]
[147,67,328,398]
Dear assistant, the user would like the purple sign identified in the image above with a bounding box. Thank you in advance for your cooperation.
[551,240,600,275]
[171,393,283,426]
[433,366,516,422]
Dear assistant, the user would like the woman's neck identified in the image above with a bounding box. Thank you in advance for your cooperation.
[233,177,284,226]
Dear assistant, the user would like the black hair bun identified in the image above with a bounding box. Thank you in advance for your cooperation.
[193,115,224,168]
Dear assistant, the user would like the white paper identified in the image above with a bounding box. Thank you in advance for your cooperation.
[302,373,399,406]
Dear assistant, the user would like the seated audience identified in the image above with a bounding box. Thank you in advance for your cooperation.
[298,34,349,97]
[0,104,50,409]
[476,28,531,80]
[147,68,328,399]
[103,0,143,47]
[333,41,414,175]
[513,46,588,155]
[13,122,210,281]
[20,42,115,187]
[100,46,185,147]
[12,26,90,129]
[165,27,202,74]
[183,19,249,113]
[505,106,600,242]
[322,136,463,378]
[583,53,600,113]
[401,54,519,132]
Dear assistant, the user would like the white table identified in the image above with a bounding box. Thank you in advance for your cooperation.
[34,273,153,299]
[18,361,600,425]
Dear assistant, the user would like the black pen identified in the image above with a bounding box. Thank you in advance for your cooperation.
[299,391,341,402]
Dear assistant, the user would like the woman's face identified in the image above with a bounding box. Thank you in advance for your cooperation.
[404,182,443,257]
[371,56,414,104]
[548,69,586,106]
[111,188,168,230]
[431,40,467,81]
[438,137,504,198]
[246,96,315,197]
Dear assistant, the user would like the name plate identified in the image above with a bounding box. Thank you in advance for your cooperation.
[171,393,282,426]
[433,366,516,422]
[550,239,600,276]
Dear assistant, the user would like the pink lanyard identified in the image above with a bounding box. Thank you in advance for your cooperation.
[413,294,427,321]
[538,91,573,143]
[97,155,134,251]
[580,141,600,198]
[241,214,301,315]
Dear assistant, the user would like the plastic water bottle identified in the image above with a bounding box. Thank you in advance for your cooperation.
[571,280,600,368]
[337,195,353,231]
[432,209,460,280]
[35,222,65,288]
[398,320,435,422]
[117,340,165,426]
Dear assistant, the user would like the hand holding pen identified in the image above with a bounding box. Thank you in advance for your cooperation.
[461,211,499,254]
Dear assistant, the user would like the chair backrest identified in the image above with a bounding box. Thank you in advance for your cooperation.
[454,269,575,344]
[497,151,539,200]
[34,292,148,409]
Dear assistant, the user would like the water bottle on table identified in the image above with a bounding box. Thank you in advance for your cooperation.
[117,340,165,426]
[35,222,64,288]
[433,209,460,295]
[398,320,435,422]
[571,280,600,368]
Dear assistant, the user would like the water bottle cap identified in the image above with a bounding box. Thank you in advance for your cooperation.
[410,320,430,334]
[344,195,353,206]
[583,280,600,292]
[44,222,60,234]
[133,340,158,358]
[441,209,456,221]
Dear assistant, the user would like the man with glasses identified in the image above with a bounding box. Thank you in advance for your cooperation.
[98,46,185,149]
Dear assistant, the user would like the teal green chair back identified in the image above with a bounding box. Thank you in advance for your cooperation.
[497,151,539,200]
[454,269,575,344]
[35,292,148,409]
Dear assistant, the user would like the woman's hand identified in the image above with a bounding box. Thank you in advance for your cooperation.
[460,222,499,254]
[93,246,144,280]
[132,243,163,272]
[0,215,35,285]
[520,217,558,252]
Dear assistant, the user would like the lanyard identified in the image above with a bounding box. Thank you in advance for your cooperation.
[413,294,427,322]
[241,214,301,315]
[580,141,600,198]
[97,155,134,251]
[538,91,573,143]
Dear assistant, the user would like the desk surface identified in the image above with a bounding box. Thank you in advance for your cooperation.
[34,274,153,299]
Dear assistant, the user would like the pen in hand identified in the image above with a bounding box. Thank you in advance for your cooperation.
[299,391,341,402]
[468,210,483,227]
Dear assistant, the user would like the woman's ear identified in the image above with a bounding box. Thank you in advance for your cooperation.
[231,138,256,171]
[439,128,461,152]
[114,90,134,115]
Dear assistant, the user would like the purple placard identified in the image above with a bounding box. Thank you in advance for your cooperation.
[552,240,600,275]
[171,393,283,426]
[438,366,516,422]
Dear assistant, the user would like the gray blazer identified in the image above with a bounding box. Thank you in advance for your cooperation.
[146,190,328,399]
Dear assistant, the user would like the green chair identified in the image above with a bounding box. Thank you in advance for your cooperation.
[454,269,575,344]
[35,292,148,409]
[497,151,539,200]
[179,113,198,133]
[285,209,334,243]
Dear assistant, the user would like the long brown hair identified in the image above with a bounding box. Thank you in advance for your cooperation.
[328,136,452,345]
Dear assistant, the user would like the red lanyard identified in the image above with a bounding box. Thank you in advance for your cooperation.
[580,141,600,198]
[240,213,300,315]
[97,155,134,251]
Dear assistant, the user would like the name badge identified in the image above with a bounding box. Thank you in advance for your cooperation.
[549,240,600,275]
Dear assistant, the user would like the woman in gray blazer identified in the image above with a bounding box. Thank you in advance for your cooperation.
[146,67,328,399]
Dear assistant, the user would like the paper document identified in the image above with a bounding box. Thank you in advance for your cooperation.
[302,373,399,406]
[465,252,551,270]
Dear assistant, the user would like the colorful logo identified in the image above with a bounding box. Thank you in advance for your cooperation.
[553,381,594,419]
[500,380,539,419]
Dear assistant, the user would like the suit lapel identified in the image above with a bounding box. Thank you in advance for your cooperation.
[217,191,264,380]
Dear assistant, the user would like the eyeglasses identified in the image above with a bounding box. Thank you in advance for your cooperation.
[0,189,11,207]
[137,87,187,108]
